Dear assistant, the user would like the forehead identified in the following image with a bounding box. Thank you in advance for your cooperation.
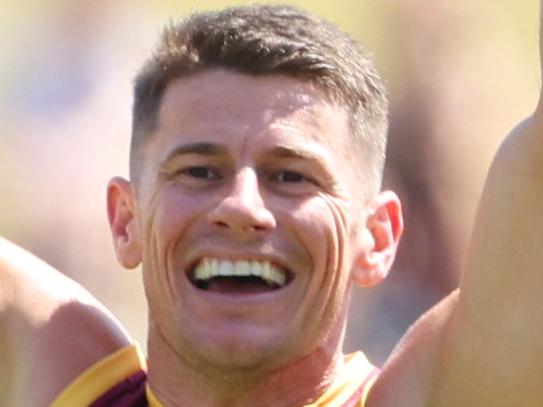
[154,69,352,154]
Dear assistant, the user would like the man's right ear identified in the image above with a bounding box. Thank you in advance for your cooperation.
[107,176,142,269]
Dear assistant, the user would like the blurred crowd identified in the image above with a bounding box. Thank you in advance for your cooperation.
[0,0,538,364]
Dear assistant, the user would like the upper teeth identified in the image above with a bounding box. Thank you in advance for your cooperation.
[193,258,287,287]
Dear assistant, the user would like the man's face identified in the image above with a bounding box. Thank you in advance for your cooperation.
[131,70,376,371]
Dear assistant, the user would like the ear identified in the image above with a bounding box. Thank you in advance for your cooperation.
[352,191,403,287]
[106,176,142,269]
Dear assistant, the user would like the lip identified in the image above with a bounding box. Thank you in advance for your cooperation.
[177,268,298,322]
[185,277,296,306]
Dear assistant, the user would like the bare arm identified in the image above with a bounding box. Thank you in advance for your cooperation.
[368,290,458,407]
[370,5,543,406]
[427,7,543,405]
[0,237,132,406]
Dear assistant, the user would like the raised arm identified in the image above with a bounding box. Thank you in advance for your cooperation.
[368,5,543,406]
[427,5,543,406]
[0,237,132,406]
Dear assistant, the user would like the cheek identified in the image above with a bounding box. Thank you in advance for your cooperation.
[140,188,203,293]
[282,194,355,288]
[141,187,210,337]
[279,195,356,341]
[295,194,352,259]
[294,203,334,257]
[143,187,203,247]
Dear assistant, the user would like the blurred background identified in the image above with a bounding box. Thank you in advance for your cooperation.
[0,0,539,364]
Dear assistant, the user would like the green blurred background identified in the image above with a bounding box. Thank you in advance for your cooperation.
[0,0,539,364]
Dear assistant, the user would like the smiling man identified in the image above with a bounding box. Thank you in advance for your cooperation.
[112,68,396,405]
[2,3,543,407]
[102,9,403,404]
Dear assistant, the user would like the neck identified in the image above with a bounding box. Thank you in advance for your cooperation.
[146,322,346,407]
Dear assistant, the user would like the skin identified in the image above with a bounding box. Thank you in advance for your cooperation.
[0,237,131,406]
[425,116,543,405]
[107,70,402,406]
[3,4,543,406]
[371,9,543,406]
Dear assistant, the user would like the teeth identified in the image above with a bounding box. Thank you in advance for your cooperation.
[236,260,251,276]
[250,261,262,277]
[218,260,234,276]
[262,261,271,281]
[193,258,287,287]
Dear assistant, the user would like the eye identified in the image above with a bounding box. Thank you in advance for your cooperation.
[264,168,321,195]
[182,166,219,180]
[274,171,308,183]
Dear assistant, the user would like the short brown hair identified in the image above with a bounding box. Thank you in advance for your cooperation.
[131,4,388,192]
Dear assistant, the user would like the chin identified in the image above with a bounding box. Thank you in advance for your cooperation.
[186,328,289,373]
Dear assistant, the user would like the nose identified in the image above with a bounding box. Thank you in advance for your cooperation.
[207,167,276,237]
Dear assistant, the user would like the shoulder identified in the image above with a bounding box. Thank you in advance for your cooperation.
[0,237,132,406]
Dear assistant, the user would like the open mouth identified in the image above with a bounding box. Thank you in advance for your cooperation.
[188,257,292,294]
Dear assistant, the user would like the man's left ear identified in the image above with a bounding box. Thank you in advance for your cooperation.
[352,190,403,287]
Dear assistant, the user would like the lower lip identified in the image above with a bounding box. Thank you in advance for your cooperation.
[185,276,294,306]
[197,277,283,295]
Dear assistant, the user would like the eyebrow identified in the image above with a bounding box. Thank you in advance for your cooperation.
[162,143,324,167]
[267,145,320,160]
[267,145,334,185]
[163,142,227,162]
